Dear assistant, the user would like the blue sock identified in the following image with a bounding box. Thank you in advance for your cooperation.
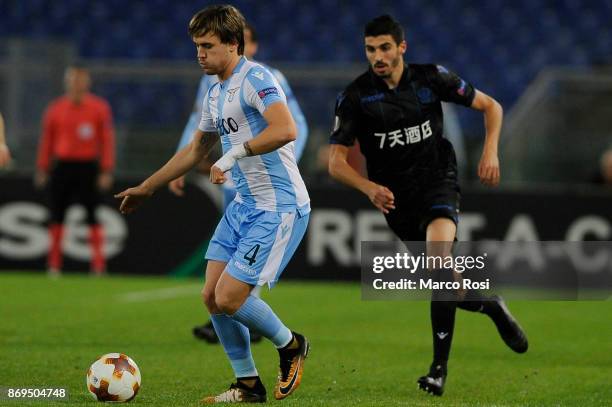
[230,295,293,348]
[210,314,258,378]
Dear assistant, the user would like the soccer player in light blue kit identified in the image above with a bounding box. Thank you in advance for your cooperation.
[116,5,310,403]
[168,23,309,344]
[170,22,308,203]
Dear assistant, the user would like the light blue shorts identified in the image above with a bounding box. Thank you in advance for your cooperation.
[205,201,309,287]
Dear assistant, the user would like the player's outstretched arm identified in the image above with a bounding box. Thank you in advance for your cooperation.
[115,130,219,213]
[471,90,503,187]
[168,115,198,197]
[169,85,207,197]
[328,144,395,214]
[209,102,296,184]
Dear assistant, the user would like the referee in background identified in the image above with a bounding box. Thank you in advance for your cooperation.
[35,64,115,276]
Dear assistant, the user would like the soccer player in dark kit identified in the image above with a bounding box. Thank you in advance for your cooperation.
[328,15,528,396]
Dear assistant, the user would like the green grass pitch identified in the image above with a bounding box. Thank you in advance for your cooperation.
[1,272,610,406]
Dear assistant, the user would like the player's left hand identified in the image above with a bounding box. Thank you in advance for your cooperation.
[97,172,114,191]
[210,165,227,184]
[478,151,500,186]
[168,176,186,196]
[114,184,153,214]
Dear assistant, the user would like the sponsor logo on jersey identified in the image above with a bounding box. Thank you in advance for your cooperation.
[258,87,279,100]
[233,260,257,276]
[214,117,239,136]
[360,93,385,104]
[373,119,433,149]
[252,71,265,80]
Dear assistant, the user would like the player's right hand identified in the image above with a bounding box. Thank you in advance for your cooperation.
[478,150,500,187]
[114,184,153,214]
[168,176,186,197]
[34,171,48,189]
[210,165,227,184]
[366,182,396,214]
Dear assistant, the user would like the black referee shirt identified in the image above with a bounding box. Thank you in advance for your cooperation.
[330,63,475,193]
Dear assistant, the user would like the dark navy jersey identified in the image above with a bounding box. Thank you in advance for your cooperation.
[330,63,475,192]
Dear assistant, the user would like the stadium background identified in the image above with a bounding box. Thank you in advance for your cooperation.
[1,2,611,406]
[1,0,611,276]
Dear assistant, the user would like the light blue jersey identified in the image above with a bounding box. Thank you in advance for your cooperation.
[178,60,308,209]
[201,57,310,287]
[177,63,308,160]
[198,57,310,213]
[265,66,308,160]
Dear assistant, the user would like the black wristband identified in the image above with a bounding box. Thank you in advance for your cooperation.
[243,141,254,156]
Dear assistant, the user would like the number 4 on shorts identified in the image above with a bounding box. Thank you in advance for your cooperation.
[243,244,260,266]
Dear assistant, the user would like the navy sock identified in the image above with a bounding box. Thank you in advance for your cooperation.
[430,268,457,366]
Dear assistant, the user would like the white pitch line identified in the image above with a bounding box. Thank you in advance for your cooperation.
[118,285,201,303]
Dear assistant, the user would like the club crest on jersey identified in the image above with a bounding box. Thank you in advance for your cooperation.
[360,93,385,104]
[417,87,433,103]
[373,120,433,149]
[227,87,240,102]
[251,71,264,80]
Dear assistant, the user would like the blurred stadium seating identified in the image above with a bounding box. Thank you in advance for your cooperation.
[3,1,612,104]
[1,0,612,181]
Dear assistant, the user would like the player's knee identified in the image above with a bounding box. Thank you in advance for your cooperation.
[426,217,457,244]
[201,288,217,312]
[214,291,240,315]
